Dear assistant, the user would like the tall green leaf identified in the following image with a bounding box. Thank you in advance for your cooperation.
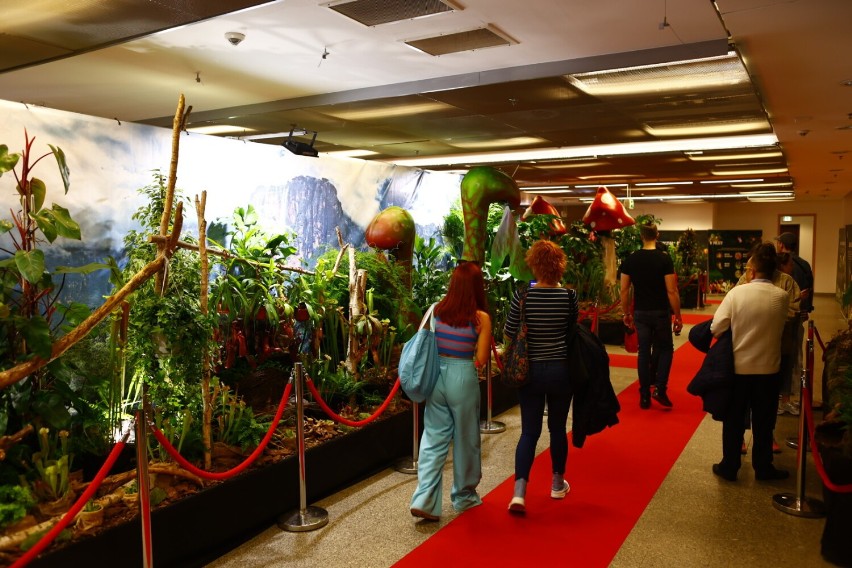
[14,249,45,283]
[48,145,71,194]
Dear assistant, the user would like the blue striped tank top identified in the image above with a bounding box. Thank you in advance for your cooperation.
[434,317,477,358]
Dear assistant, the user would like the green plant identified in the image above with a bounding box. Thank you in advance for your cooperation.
[0,485,35,528]
[27,427,72,502]
[411,236,452,309]
[213,380,267,450]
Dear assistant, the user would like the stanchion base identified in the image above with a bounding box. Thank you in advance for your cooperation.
[772,493,826,518]
[278,506,329,532]
[785,437,799,450]
[394,457,418,474]
[480,420,506,434]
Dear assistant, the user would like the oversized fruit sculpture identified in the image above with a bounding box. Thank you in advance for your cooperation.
[460,166,521,264]
[365,205,416,287]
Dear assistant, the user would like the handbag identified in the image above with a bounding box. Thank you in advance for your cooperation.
[624,326,638,353]
[398,303,440,403]
[501,288,530,387]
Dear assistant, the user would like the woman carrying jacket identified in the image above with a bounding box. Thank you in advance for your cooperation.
[504,240,579,514]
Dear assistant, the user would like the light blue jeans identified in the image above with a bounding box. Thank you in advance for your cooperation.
[410,356,482,516]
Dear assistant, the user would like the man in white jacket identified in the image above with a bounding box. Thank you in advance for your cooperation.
[710,242,789,481]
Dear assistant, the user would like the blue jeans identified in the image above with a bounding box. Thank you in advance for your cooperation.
[514,359,573,481]
[634,309,674,396]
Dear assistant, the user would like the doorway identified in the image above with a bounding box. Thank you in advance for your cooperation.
[777,214,815,270]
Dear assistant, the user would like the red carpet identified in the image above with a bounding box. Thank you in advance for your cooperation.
[394,314,713,567]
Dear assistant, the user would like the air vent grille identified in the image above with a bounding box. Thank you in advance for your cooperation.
[406,27,513,56]
[327,0,457,27]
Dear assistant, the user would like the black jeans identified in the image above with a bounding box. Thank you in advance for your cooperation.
[720,372,781,475]
[514,359,573,481]
[634,309,674,396]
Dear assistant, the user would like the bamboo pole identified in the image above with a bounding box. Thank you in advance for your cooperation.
[196,191,213,470]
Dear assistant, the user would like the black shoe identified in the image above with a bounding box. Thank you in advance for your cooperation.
[652,389,673,408]
[640,394,651,409]
[755,467,790,481]
[712,463,737,481]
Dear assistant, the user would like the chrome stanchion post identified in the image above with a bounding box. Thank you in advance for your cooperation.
[480,356,505,433]
[278,363,329,531]
[394,401,420,474]
[135,401,154,568]
[773,320,825,517]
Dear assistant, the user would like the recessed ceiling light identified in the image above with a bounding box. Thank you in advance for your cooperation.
[840,80,852,87]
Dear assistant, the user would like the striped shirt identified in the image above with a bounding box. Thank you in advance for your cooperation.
[504,287,579,360]
[434,317,478,358]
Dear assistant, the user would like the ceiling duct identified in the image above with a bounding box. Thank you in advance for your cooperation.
[326,0,459,27]
[405,26,514,56]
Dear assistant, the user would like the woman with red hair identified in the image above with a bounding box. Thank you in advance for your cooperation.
[504,239,579,514]
[410,262,492,522]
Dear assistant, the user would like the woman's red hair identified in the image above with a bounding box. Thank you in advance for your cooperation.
[434,262,487,328]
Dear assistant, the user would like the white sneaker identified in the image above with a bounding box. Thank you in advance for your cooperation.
[508,496,526,514]
[551,480,571,499]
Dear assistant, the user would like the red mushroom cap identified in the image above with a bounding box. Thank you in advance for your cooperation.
[522,195,567,235]
[582,186,635,232]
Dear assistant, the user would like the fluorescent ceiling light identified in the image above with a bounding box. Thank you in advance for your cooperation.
[575,183,628,189]
[322,149,379,158]
[386,134,779,167]
[523,189,573,194]
[567,52,749,96]
[520,185,571,191]
[645,119,769,137]
[747,197,795,202]
[578,191,793,203]
[738,190,795,196]
[687,151,782,161]
[634,181,693,186]
[711,168,788,176]
[700,178,764,184]
[450,137,547,149]
[188,124,249,135]
[730,182,793,188]
[328,101,448,120]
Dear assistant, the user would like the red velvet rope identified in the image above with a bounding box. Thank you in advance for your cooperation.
[12,431,131,568]
[150,381,293,481]
[305,376,401,427]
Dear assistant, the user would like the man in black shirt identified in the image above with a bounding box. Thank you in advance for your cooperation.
[775,232,814,414]
[620,224,683,409]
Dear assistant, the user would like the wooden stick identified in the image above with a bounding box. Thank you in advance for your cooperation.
[196,191,213,470]
[154,94,187,293]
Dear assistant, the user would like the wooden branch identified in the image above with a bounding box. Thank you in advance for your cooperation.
[0,255,167,389]
[0,424,33,461]
[155,94,186,293]
[147,236,316,275]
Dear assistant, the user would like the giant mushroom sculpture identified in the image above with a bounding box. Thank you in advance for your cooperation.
[582,186,636,292]
[460,166,521,264]
[522,195,567,236]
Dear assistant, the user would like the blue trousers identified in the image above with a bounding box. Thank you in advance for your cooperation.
[634,309,674,396]
[514,359,573,481]
[410,357,482,516]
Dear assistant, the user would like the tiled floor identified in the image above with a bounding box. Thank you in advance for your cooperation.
[206,294,848,568]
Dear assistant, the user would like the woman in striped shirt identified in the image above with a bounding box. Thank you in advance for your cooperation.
[410,262,492,521]
[504,240,579,514]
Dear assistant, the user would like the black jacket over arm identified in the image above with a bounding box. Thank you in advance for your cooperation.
[570,325,620,448]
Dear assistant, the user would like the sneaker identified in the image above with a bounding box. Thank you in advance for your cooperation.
[777,401,801,416]
[651,389,673,408]
[410,508,439,521]
[640,394,651,409]
[772,439,781,454]
[508,497,526,514]
[551,480,571,499]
